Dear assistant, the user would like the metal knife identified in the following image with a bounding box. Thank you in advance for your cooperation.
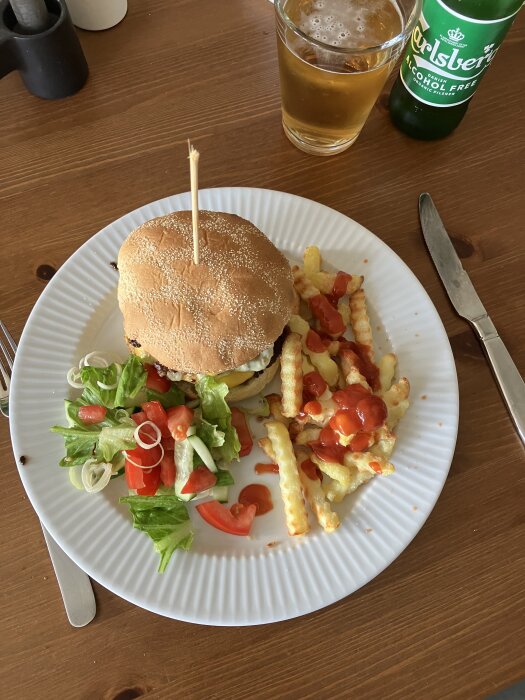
[419,193,525,446]
[41,525,96,627]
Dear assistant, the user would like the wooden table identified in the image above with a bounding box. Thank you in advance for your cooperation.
[1,2,524,698]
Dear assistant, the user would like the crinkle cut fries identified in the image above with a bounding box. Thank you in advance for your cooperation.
[261,246,410,536]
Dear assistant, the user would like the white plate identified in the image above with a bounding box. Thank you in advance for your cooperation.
[11,188,458,626]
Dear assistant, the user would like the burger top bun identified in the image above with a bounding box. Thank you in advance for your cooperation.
[117,210,295,375]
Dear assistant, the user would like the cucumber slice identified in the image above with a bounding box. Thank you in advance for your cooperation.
[174,438,195,501]
[187,435,217,472]
[210,485,229,503]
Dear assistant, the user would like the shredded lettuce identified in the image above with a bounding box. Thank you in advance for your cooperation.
[119,495,194,573]
[51,401,136,466]
[114,355,147,407]
[144,384,185,409]
[195,376,240,463]
[196,417,225,449]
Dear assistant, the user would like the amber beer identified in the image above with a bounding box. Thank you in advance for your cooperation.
[275,0,420,155]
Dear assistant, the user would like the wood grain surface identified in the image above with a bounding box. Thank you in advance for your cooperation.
[1,2,524,699]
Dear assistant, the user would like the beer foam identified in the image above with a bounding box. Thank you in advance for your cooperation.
[299,0,401,48]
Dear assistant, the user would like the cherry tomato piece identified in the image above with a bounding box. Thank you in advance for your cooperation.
[167,405,194,442]
[145,364,171,393]
[181,466,217,494]
[141,400,170,438]
[159,451,176,488]
[125,459,160,496]
[78,405,107,424]
[197,501,256,536]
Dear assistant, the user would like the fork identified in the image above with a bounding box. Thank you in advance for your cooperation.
[0,320,96,627]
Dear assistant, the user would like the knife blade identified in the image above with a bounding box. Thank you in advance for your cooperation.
[419,193,525,446]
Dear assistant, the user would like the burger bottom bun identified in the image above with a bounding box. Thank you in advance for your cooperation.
[226,358,280,403]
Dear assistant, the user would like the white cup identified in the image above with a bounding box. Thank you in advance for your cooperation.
[65,0,128,31]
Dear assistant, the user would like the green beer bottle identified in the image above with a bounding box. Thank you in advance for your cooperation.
[389,0,523,139]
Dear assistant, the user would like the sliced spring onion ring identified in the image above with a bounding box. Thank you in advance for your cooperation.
[187,435,217,472]
[66,367,84,389]
[124,443,164,469]
[81,459,113,493]
[79,351,110,369]
[96,363,122,390]
[186,425,197,437]
[114,408,132,423]
[133,421,162,449]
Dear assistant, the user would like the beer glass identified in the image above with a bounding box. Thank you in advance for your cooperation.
[275,0,421,155]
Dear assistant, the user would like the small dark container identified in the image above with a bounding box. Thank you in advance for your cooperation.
[0,0,88,99]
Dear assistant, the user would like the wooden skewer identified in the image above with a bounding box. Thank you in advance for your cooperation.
[188,140,200,265]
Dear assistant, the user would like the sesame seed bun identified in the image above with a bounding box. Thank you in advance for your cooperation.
[117,210,295,376]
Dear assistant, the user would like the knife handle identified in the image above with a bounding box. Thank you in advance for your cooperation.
[472,316,525,446]
[41,524,96,627]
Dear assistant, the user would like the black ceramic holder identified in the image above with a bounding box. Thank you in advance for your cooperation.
[0,0,88,99]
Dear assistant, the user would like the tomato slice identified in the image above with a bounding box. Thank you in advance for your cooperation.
[125,459,160,495]
[145,364,171,393]
[78,405,107,424]
[141,400,170,438]
[125,442,163,468]
[159,451,176,488]
[167,405,194,442]
[131,410,147,426]
[181,466,217,494]
[197,500,256,536]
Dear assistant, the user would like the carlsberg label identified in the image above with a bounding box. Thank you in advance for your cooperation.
[400,0,521,107]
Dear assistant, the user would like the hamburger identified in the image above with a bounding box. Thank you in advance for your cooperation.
[117,210,295,401]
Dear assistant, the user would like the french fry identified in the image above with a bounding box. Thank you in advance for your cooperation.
[340,347,361,377]
[265,393,289,425]
[302,353,316,375]
[288,314,339,386]
[295,448,340,533]
[324,467,374,502]
[370,426,397,461]
[324,339,341,356]
[378,353,397,394]
[307,271,364,297]
[280,333,303,418]
[303,246,321,275]
[310,453,353,489]
[294,427,321,445]
[383,377,410,430]
[345,365,371,391]
[338,299,351,327]
[302,397,337,426]
[292,266,321,302]
[344,451,395,476]
[266,421,309,536]
[258,436,277,462]
[349,289,374,362]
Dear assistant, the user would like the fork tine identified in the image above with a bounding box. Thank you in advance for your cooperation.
[0,321,17,355]
[0,351,10,390]
[0,334,13,372]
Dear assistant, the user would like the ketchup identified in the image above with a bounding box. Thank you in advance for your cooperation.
[356,396,387,432]
[303,371,327,399]
[339,342,380,391]
[303,400,322,416]
[306,329,326,354]
[238,484,273,515]
[300,459,323,481]
[309,294,345,336]
[255,463,279,474]
[327,271,352,306]
[350,432,371,452]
